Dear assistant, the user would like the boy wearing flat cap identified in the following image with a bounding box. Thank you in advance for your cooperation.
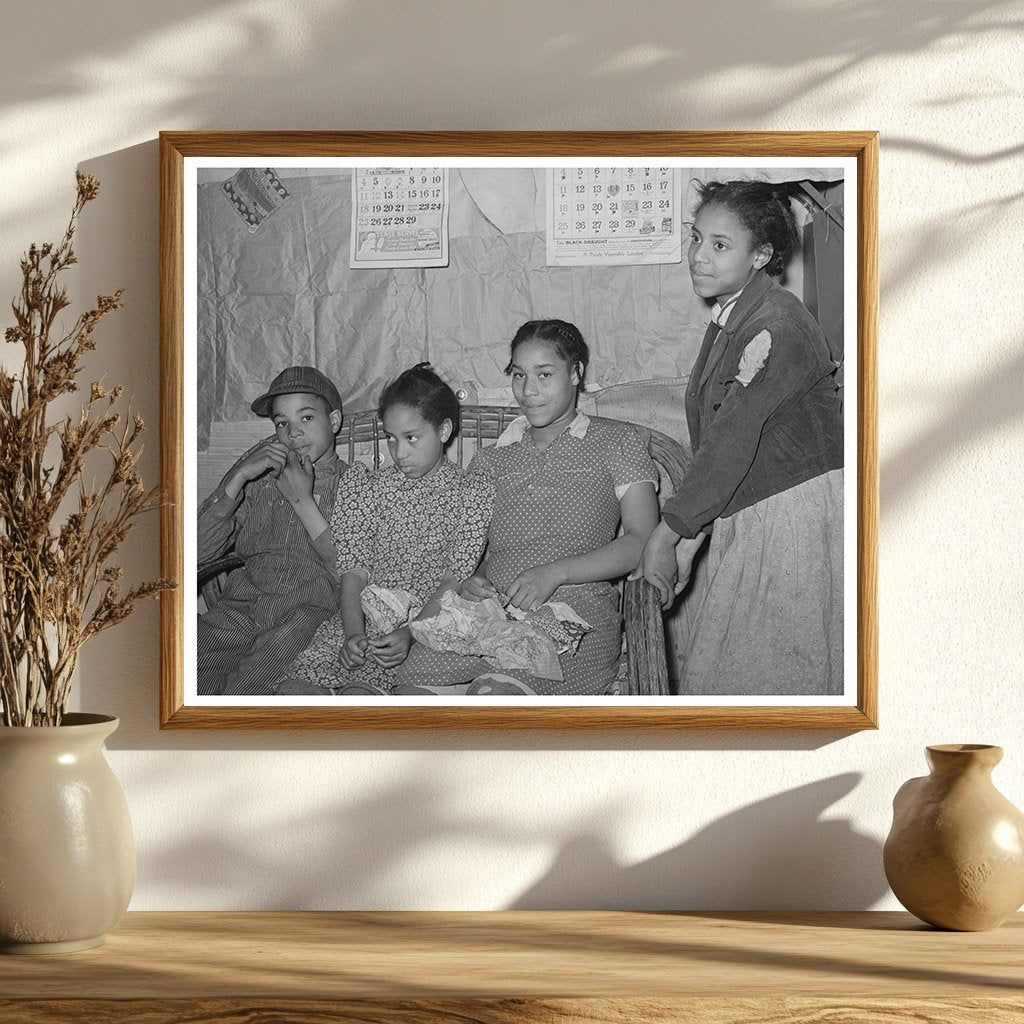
[197,366,347,695]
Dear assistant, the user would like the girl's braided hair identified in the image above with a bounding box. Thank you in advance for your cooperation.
[505,319,589,377]
[378,362,460,437]
[696,179,800,277]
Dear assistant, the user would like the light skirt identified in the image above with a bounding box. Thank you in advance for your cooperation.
[679,469,843,696]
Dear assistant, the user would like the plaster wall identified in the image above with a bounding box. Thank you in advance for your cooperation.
[1,0,1021,910]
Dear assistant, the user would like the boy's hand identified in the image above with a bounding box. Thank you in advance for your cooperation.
[274,449,315,505]
[224,437,289,498]
[339,634,369,671]
[460,574,499,603]
[368,627,412,668]
[505,563,564,612]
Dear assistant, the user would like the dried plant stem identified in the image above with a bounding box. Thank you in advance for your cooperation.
[0,173,173,727]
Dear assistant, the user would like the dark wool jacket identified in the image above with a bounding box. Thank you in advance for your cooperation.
[662,271,843,539]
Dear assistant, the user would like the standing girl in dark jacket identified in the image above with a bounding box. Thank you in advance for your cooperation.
[640,180,844,695]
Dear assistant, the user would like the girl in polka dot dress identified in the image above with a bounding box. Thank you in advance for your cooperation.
[397,321,660,696]
[276,364,493,696]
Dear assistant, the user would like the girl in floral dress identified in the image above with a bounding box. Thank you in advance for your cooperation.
[276,364,493,696]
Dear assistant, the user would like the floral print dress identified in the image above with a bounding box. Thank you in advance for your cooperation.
[282,459,493,694]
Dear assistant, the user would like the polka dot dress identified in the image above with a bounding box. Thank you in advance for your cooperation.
[401,414,656,695]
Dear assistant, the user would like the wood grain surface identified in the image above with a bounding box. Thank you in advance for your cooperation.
[1,910,1021,1023]
[159,130,879,731]
[4,997,1024,1024]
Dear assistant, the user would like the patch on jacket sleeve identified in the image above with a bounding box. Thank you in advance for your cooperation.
[736,329,772,386]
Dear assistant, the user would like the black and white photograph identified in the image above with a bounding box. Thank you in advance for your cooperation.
[161,134,877,729]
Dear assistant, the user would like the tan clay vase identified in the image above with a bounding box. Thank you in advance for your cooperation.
[884,744,1024,931]
[0,713,135,953]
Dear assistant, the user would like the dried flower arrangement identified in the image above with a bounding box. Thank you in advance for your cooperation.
[0,173,172,726]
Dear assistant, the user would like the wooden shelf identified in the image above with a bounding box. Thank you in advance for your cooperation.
[1,911,1022,1022]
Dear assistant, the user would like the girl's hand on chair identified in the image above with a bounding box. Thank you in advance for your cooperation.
[505,564,564,612]
[368,627,412,668]
[640,536,680,610]
[339,634,369,670]
[461,574,499,602]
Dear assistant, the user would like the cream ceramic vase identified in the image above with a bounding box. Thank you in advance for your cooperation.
[0,713,135,953]
[884,744,1024,931]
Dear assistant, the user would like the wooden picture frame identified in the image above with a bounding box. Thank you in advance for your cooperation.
[160,131,878,730]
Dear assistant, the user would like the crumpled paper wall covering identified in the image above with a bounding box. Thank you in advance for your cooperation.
[197,167,838,447]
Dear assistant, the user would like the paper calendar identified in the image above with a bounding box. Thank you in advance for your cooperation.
[351,168,450,269]
[546,167,682,267]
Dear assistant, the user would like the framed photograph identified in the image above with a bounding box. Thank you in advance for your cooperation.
[160,131,878,730]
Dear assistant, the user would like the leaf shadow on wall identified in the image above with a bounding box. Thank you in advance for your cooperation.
[130,762,886,911]
[882,337,1024,511]
[2,0,1015,135]
[510,774,887,910]
[875,180,1024,511]
[1,0,1018,248]
[879,191,1023,305]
